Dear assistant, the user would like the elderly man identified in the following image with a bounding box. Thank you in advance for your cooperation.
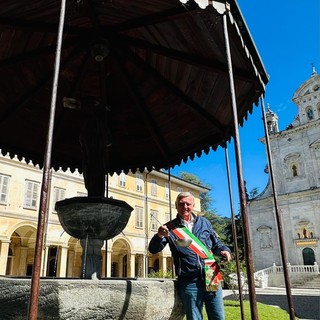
[148,192,231,320]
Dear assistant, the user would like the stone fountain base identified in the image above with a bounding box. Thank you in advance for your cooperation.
[0,277,184,320]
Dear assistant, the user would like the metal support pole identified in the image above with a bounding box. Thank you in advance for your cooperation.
[144,172,150,277]
[82,234,89,279]
[42,169,53,277]
[224,146,245,320]
[168,168,173,221]
[27,1,66,319]
[168,168,175,277]
[222,11,258,320]
[105,175,108,278]
[260,96,295,320]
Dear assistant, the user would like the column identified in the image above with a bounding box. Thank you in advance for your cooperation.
[80,238,104,279]
[0,240,10,275]
[41,245,49,276]
[161,255,167,274]
[118,254,123,277]
[106,250,112,277]
[129,253,136,278]
[136,254,144,277]
[67,250,75,277]
[142,254,146,278]
[18,246,28,275]
[57,246,68,277]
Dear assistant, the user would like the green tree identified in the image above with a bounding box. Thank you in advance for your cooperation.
[204,212,229,242]
[224,187,259,259]
[178,171,212,212]
[225,213,243,259]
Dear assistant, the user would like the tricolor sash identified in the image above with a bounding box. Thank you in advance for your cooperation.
[172,226,223,291]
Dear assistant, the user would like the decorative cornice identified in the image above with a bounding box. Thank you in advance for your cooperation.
[295,239,318,247]
[259,119,320,143]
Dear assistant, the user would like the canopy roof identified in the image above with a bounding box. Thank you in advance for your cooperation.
[0,0,268,174]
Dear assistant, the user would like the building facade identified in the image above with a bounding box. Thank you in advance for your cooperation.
[0,153,208,278]
[248,68,320,271]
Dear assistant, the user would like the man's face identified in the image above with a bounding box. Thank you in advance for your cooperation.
[176,196,194,221]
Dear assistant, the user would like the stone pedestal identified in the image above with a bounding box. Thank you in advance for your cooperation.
[80,238,104,279]
[0,277,184,320]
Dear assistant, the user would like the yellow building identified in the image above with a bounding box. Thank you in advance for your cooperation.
[0,153,208,279]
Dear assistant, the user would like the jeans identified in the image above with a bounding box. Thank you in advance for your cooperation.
[204,285,225,320]
[178,278,225,320]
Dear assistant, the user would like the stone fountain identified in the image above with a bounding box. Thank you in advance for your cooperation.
[55,196,133,279]
[0,194,184,319]
[0,101,184,319]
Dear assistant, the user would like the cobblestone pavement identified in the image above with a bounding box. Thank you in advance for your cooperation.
[223,287,320,320]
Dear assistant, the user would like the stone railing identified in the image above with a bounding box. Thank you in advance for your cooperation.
[254,262,319,288]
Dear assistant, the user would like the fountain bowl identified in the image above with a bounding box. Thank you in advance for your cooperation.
[55,197,133,240]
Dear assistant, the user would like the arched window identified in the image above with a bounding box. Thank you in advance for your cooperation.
[291,164,298,177]
[284,153,303,179]
[306,107,313,120]
[119,171,126,187]
[302,228,308,238]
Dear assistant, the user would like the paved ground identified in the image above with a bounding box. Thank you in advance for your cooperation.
[223,287,320,320]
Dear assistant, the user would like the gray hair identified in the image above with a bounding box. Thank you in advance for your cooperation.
[175,192,195,207]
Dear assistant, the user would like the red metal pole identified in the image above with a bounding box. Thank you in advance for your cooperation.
[224,146,246,320]
[222,11,259,320]
[27,1,66,319]
[260,96,296,320]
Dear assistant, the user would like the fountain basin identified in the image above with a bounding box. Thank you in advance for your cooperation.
[0,277,184,320]
[55,197,133,240]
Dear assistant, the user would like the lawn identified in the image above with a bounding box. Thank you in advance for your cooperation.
[224,300,299,320]
[183,300,299,319]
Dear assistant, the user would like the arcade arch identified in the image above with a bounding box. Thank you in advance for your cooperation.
[6,225,37,276]
[111,238,132,277]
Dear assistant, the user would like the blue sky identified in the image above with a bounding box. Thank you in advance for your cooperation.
[171,0,320,216]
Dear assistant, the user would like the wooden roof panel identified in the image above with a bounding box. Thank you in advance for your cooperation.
[0,0,268,173]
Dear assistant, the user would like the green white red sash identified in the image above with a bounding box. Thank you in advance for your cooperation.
[172,226,223,291]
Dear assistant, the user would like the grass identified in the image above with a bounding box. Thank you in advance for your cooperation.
[184,300,299,319]
[224,300,299,320]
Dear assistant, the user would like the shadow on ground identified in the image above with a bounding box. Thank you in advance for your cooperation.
[255,294,320,320]
[224,293,320,320]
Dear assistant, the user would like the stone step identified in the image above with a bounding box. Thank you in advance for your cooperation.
[293,275,320,289]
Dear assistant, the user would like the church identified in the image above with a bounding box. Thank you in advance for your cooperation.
[248,67,320,271]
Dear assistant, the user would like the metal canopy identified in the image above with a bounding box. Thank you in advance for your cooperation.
[0,0,268,174]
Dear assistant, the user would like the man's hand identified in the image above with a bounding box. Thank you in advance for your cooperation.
[157,225,169,238]
[220,250,232,262]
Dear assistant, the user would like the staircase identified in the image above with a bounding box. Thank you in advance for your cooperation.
[294,274,320,289]
[255,264,320,289]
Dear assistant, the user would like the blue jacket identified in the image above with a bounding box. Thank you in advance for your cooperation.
[148,214,230,279]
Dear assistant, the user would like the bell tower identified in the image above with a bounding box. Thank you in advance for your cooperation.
[265,104,279,134]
